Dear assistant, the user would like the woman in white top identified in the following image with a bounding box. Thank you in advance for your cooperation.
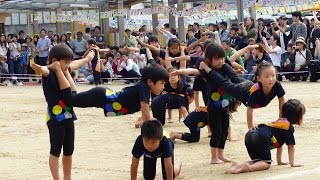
[288,37,311,81]
[262,35,282,80]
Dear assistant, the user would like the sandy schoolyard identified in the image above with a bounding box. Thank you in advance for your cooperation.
[0,81,320,180]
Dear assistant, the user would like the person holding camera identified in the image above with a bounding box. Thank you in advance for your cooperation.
[8,34,23,86]
[277,11,307,44]
[288,37,311,81]
[273,16,291,65]
[238,17,257,50]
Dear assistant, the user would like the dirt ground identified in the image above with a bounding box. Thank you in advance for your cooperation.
[0,81,320,180]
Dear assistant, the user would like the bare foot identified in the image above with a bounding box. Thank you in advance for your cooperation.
[211,158,224,164]
[231,163,250,174]
[225,162,239,174]
[135,117,143,128]
[220,157,233,163]
[170,132,177,141]
[207,133,212,137]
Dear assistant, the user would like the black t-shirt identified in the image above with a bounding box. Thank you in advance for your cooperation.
[132,135,173,159]
[256,119,295,150]
[164,79,190,94]
[42,69,77,124]
[91,48,99,71]
[140,48,166,64]
[17,38,26,44]
[104,81,151,116]
[230,36,241,49]
[247,81,285,108]
[254,52,272,65]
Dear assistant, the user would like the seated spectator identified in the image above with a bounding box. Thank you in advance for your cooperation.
[0,56,9,85]
[229,26,241,49]
[187,29,198,46]
[288,37,311,81]
[243,38,256,81]
[101,53,115,84]
[121,29,137,47]
[120,51,141,84]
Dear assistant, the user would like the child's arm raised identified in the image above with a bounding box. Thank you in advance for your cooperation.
[99,48,110,53]
[31,63,49,77]
[130,156,140,180]
[229,44,259,63]
[69,50,95,71]
[171,68,200,76]
[288,145,303,167]
[164,157,174,180]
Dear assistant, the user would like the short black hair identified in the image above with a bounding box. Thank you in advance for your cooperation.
[167,38,180,48]
[110,46,119,51]
[85,27,91,33]
[193,22,200,27]
[222,40,231,46]
[11,34,18,38]
[141,120,163,140]
[230,26,239,32]
[87,38,96,45]
[120,51,129,57]
[106,53,114,59]
[258,18,264,22]
[148,35,159,44]
[141,63,169,84]
[94,26,101,30]
[18,30,24,35]
[220,21,227,27]
[205,43,225,62]
[40,29,46,33]
[48,44,74,64]
[164,23,170,28]
[187,29,194,33]
[282,99,305,124]
[255,61,275,77]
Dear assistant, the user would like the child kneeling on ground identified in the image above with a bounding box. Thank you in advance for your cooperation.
[131,120,182,180]
[226,99,305,174]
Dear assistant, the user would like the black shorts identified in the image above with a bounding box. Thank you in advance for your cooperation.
[245,130,272,164]
[48,120,75,157]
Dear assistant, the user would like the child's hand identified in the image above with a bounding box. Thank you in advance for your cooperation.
[86,50,95,60]
[47,61,61,72]
[31,63,44,74]
[195,106,201,112]
[200,35,208,42]
[291,164,303,167]
[199,61,208,70]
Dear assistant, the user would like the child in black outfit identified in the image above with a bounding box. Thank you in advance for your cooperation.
[226,99,305,174]
[86,38,109,86]
[70,63,169,127]
[131,120,182,180]
[31,44,79,180]
[170,99,241,143]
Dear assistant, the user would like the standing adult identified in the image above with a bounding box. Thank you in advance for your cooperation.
[70,31,88,60]
[278,11,307,43]
[91,26,105,48]
[83,27,91,41]
[238,17,257,50]
[17,30,26,44]
[36,29,51,66]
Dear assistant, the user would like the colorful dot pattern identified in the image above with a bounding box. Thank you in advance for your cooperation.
[210,87,232,108]
[46,99,75,122]
[104,89,128,117]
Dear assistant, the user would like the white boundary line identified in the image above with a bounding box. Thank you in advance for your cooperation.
[265,166,320,179]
